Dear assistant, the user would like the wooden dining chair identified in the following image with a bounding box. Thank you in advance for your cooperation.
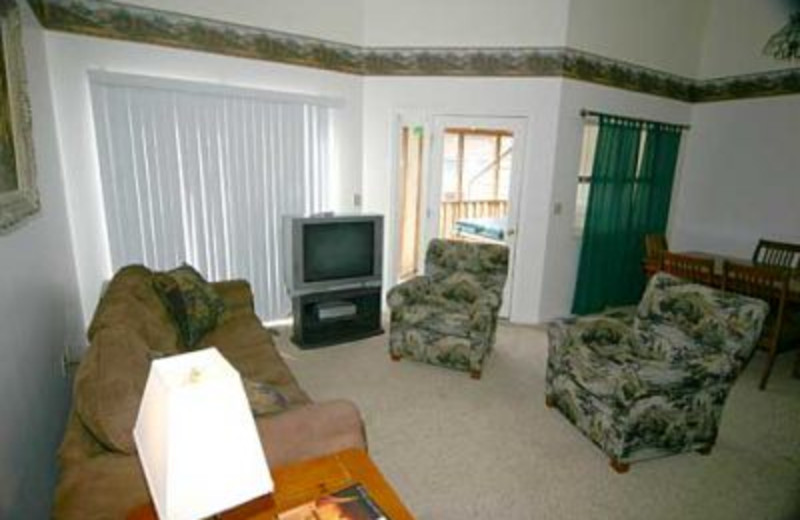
[722,261,790,390]
[752,239,800,271]
[642,234,668,278]
[660,251,716,286]
[794,350,800,380]
[644,234,668,260]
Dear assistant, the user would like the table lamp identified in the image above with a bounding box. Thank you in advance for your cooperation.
[134,348,273,520]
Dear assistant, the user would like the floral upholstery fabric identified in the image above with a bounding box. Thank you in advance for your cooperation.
[388,239,509,375]
[546,272,768,464]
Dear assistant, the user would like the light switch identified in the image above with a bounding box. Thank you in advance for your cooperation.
[553,202,563,215]
[353,193,362,208]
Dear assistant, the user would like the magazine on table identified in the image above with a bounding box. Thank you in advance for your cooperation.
[277,483,389,520]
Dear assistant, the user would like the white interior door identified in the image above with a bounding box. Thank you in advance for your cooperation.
[391,112,430,285]
[425,115,528,318]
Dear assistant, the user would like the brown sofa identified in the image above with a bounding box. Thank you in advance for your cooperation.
[53,265,366,519]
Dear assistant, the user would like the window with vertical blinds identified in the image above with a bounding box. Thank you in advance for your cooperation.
[89,71,335,321]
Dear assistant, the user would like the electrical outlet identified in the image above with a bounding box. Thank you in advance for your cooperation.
[61,344,79,378]
[61,350,70,378]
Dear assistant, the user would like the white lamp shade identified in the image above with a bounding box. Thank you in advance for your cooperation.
[133,348,273,520]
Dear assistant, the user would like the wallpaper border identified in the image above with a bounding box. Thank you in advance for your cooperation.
[28,0,800,103]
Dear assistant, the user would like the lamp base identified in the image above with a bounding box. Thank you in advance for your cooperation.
[127,494,276,520]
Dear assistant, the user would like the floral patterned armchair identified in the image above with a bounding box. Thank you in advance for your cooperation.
[546,272,768,472]
[387,239,509,379]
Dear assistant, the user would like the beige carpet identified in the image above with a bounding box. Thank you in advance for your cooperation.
[275,322,800,520]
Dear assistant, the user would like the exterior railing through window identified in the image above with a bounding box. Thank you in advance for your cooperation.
[439,199,508,239]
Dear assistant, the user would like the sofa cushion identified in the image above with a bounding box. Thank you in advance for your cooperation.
[153,264,225,348]
[198,313,311,407]
[74,327,156,454]
[243,378,290,416]
[436,272,484,303]
[53,454,149,520]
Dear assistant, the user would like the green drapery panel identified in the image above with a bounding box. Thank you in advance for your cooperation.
[630,124,682,291]
[572,118,683,315]
[572,117,642,314]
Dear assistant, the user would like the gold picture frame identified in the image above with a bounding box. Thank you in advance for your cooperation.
[0,0,38,233]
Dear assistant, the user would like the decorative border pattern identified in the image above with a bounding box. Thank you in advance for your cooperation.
[560,49,695,102]
[363,47,565,78]
[27,0,363,74]
[28,0,800,103]
[694,68,800,102]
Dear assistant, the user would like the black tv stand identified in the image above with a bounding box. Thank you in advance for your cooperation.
[291,286,383,349]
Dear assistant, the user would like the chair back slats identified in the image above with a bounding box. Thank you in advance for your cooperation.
[721,261,790,390]
[722,261,789,303]
[660,252,716,286]
[752,239,800,270]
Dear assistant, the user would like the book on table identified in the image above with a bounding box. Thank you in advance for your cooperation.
[277,483,389,520]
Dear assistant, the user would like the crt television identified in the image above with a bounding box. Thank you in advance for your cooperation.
[283,214,383,295]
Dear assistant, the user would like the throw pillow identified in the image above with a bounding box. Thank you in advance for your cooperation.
[152,264,226,349]
[243,378,290,416]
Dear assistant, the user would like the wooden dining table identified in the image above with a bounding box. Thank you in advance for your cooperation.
[644,251,800,303]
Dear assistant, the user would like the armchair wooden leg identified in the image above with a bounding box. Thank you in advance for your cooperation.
[470,369,482,380]
[610,459,630,474]
[545,395,555,408]
[697,445,713,456]
[759,349,778,391]
[390,353,402,362]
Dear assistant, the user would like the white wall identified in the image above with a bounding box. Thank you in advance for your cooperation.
[0,5,84,518]
[362,77,564,324]
[45,33,364,327]
[363,0,569,47]
[567,0,711,78]
[698,0,798,78]
[670,95,800,258]
[124,0,365,45]
[539,80,693,321]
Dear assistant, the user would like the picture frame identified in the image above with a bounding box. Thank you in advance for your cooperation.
[0,0,38,233]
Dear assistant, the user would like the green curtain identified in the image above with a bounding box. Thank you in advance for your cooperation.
[631,125,681,229]
[572,116,643,315]
[572,118,683,315]
[629,124,682,291]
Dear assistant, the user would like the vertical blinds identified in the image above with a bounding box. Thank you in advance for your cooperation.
[90,72,333,321]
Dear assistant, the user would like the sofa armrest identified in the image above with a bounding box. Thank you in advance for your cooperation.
[473,290,502,312]
[57,410,108,468]
[255,400,367,468]
[546,314,637,370]
[211,280,254,313]
[386,276,432,309]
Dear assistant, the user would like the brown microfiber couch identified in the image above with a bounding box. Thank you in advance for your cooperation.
[53,265,366,519]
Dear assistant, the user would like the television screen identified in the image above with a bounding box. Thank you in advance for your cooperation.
[303,222,375,282]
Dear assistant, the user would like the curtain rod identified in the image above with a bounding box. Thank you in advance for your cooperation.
[580,109,690,130]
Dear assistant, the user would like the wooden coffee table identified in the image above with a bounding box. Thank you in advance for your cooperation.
[128,448,414,519]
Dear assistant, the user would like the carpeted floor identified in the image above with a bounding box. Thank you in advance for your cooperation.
[274,321,800,520]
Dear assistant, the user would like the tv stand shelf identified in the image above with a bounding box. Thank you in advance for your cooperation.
[291,286,383,349]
